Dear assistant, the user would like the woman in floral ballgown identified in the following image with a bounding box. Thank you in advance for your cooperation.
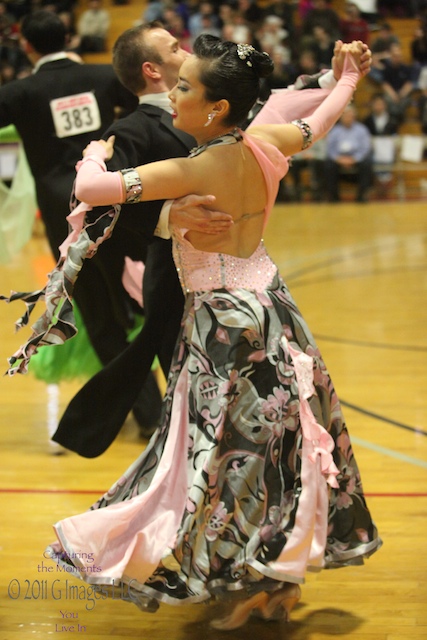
[42,35,382,629]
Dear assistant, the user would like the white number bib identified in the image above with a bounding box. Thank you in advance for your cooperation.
[50,92,101,138]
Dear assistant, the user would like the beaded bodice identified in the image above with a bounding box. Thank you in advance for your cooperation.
[172,130,288,294]
[173,236,277,293]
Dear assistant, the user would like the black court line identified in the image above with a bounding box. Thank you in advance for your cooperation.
[282,241,401,281]
[340,399,427,436]
[1,488,426,497]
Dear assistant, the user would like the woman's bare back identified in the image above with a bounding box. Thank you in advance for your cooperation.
[183,140,269,259]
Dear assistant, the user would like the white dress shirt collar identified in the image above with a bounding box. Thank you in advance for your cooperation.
[33,52,69,74]
[138,92,173,114]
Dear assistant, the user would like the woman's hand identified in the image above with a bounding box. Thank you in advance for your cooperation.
[82,135,115,161]
[332,40,372,80]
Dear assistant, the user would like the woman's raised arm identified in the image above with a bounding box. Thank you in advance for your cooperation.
[249,43,365,158]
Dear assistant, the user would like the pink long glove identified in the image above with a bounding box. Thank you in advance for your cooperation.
[303,52,361,141]
[249,88,331,127]
[251,51,360,141]
[74,141,125,206]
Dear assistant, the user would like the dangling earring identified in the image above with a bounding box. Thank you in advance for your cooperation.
[204,112,216,127]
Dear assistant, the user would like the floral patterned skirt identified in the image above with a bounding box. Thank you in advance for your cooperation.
[50,273,381,606]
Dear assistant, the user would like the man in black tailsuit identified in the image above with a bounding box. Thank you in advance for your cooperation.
[0,11,163,427]
[53,23,231,454]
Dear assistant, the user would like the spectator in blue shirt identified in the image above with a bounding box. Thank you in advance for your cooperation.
[325,104,373,202]
[381,42,417,120]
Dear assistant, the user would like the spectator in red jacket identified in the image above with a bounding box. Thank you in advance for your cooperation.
[340,2,370,44]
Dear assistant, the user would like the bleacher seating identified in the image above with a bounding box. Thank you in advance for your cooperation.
[77,1,427,201]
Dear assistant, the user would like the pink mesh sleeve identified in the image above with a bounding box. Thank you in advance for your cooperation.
[302,52,361,142]
[249,88,332,127]
[75,141,125,206]
[250,52,361,143]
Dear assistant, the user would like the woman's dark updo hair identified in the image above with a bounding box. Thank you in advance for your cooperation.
[192,35,274,127]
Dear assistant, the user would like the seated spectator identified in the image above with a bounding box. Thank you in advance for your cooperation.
[218,2,235,29]
[0,0,20,75]
[197,11,222,39]
[5,0,31,21]
[221,10,255,45]
[173,0,192,27]
[411,18,427,72]
[416,55,427,132]
[287,137,327,201]
[311,24,334,67]
[413,7,427,130]
[378,0,416,18]
[142,0,166,23]
[300,0,341,43]
[349,0,379,25]
[162,7,193,51]
[325,104,373,203]
[298,0,315,21]
[363,92,400,134]
[256,15,289,53]
[363,92,399,195]
[0,60,16,84]
[210,1,260,45]
[235,0,263,28]
[59,10,81,53]
[381,43,418,120]
[218,1,261,46]
[0,1,17,39]
[259,0,297,41]
[188,1,220,40]
[264,45,292,91]
[0,32,29,80]
[340,1,370,44]
[77,0,110,54]
[283,47,320,86]
[369,21,400,83]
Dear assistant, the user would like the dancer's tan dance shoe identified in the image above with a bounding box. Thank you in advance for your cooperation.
[258,583,302,622]
[210,583,301,630]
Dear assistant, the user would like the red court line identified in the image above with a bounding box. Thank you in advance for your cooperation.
[1,489,427,497]
[365,493,427,497]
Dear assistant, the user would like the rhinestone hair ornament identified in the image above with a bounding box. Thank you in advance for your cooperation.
[236,43,255,67]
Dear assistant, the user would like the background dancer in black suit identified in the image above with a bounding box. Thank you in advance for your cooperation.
[0,10,163,428]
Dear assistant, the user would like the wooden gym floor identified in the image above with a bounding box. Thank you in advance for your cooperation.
[0,199,426,639]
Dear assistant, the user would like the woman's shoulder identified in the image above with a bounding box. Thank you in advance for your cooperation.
[241,129,288,177]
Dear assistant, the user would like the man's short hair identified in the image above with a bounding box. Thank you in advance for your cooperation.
[113,22,164,95]
[21,10,66,55]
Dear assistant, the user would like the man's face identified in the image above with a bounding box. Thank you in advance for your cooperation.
[147,29,189,90]
[372,97,386,115]
[341,108,356,127]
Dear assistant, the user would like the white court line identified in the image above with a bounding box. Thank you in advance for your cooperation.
[351,435,427,469]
